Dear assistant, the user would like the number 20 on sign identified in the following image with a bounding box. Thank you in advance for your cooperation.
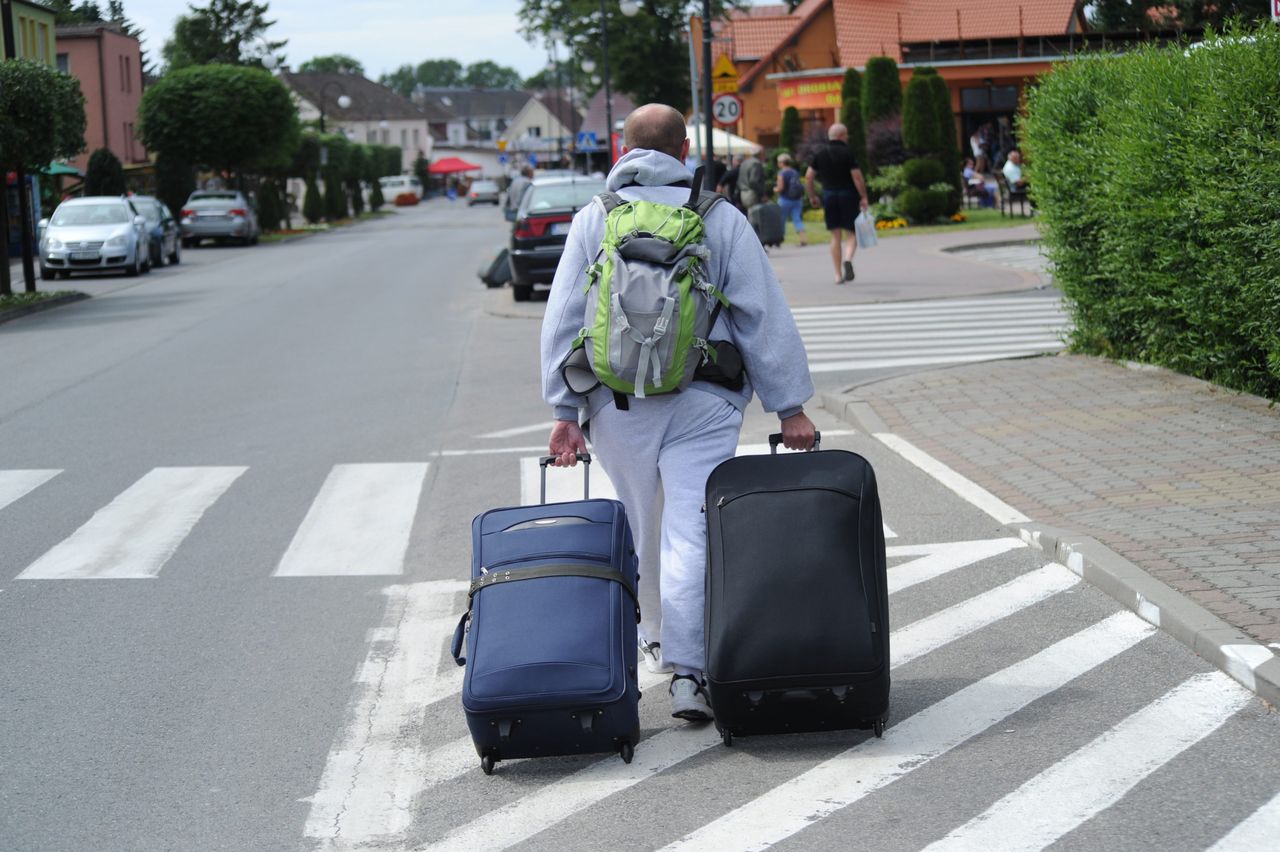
[712,93,743,128]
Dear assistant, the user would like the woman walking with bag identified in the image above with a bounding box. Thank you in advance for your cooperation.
[774,154,807,247]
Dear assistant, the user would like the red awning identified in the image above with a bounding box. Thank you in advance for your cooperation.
[428,157,483,175]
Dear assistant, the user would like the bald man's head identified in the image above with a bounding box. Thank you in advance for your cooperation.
[828,123,848,141]
[623,104,688,160]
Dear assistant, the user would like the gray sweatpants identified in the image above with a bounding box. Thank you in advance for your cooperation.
[589,389,743,673]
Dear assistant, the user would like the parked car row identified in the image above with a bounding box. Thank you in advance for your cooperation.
[38,190,262,280]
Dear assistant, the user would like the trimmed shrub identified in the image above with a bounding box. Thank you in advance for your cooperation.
[1021,24,1280,399]
[257,179,283,231]
[369,176,385,210]
[902,157,945,190]
[865,116,906,171]
[85,147,126,195]
[862,57,902,125]
[901,73,940,155]
[324,176,347,221]
[929,74,963,213]
[779,106,802,152]
[155,153,194,219]
[302,177,325,224]
[894,187,948,224]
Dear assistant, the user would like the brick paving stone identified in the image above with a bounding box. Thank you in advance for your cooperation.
[856,353,1280,645]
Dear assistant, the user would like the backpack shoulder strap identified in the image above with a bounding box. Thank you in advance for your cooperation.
[692,192,725,220]
[594,191,625,217]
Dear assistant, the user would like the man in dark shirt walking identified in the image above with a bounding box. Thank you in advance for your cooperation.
[805,122,869,284]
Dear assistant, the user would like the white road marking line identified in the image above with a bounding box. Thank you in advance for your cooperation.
[892,564,1078,667]
[1208,789,1280,851]
[17,467,246,580]
[924,671,1251,852]
[0,469,61,513]
[806,338,1065,356]
[876,433,1030,524]
[433,445,551,457]
[810,350,1064,373]
[303,581,467,845]
[417,567,1084,852]
[887,538,1026,594]
[478,421,556,440]
[789,296,1064,316]
[802,329,1064,347]
[660,612,1155,851]
[796,315,1066,333]
[275,463,428,576]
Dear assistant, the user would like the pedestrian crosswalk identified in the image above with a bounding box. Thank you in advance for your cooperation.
[793,295,1069,373]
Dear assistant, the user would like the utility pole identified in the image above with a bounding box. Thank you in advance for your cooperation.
[702,0,714,167]
[1,0,37,295]
[600,1,614,168]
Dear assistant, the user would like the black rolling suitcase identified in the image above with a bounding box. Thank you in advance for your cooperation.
[704,432,889,746]
[477,246,512,288]
[748,202,785,248]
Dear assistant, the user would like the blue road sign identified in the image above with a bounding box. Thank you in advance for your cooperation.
[528,153,539,166]
[498,153,508,165]
[577,131,598,149]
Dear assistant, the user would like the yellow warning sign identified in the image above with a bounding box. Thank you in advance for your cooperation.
[711,53,739,94]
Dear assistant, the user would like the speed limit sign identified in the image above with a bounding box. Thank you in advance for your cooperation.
[712,92,743,128]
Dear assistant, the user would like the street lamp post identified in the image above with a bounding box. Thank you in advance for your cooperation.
[317,81,351,134]
[701,0,713,167]
[548,29,566,163]
[598,1,639,169]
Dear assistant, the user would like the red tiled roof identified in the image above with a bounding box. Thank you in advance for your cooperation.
[834,0,1082,67]
[729,3,790,18]
[731,17,800,59]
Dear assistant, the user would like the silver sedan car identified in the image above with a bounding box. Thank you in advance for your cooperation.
[39,196,151,279]
[180,190,260,247]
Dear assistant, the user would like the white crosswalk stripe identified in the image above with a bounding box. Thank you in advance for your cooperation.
[18,467,246,579]
[794,295,1069,374]
[661,612,1156,851]
[275,463,430,577]
[0,469,60,513]
[923,671,1251,851]
[1208,789,1280,851]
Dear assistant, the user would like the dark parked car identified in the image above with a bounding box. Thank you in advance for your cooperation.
[131,195,181,268]
[508,176,606,302]
[180,190,260,247]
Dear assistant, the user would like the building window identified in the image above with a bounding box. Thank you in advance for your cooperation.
[401,128,408,148]
[368,128,377,143]
[412,128,420,148]
[119,55,125,91]
[125,56,132,93]
[38,23,49,61]
[57,53,69,73]
[527,127,541,138]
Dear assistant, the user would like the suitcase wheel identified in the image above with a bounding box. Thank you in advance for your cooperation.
[480,754,497,775]
[874,718,886,738]
[721,730,733,747]
[619,741,634,764]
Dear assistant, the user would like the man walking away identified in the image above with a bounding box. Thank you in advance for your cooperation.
[504,165,534,220]
[737,149,766,210]
[717,154,744,210]
[805,123,869,284]
[541,104,817,723]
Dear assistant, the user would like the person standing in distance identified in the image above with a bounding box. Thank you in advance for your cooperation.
[805,122,869,284]
[541,104,817,723]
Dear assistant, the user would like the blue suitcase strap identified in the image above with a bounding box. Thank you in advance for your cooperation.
[452,563,641,668]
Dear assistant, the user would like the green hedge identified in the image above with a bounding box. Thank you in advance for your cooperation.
[1022,25,1280,399]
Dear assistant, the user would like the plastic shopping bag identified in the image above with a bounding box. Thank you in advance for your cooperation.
[855,210,878,249]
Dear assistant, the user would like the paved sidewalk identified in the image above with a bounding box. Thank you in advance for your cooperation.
[766,223,1045,307]
[842,354,1280,648]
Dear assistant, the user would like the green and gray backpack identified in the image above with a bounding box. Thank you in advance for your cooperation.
[560,169,733,407]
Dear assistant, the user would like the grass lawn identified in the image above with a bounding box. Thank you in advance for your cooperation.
[260,209,395,243]
[0,290,81,313]
[782,207,1036,246]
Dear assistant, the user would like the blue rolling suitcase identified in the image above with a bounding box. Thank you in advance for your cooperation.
[451,453,641,775]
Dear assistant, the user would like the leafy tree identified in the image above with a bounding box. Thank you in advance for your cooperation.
[85,148,127,195]
[47,1,104,24]
[929,73,963,210]
[155,153,195,220]
[1088,0,1157,29]
[379,64,419,99]
[257,179,283,230]
[779,106,802,152]
[381,146,402,178]
[0,60,86,294]
[862,56,902,125]
[302,177,325,224]
[518,1,739,112]
[299,54,364,75]
[413,154,430,193]
[841,67,860,104]
[139,64,300,182]
[463,60,523,89]
[416,58,464,87]
[346,145,367,216]
[839,67,867,170]
[289,132,322,182]
[366,151,386,210]
[324,177,347,221]
[368,178,385,211]
[162,0,286,71]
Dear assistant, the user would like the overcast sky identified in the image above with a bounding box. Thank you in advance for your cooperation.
[119,1,773,82]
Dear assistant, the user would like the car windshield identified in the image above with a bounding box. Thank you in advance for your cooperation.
[50,204,130,226]
[134,201,162,223]
[525,181,605,212]
[192,192,237,200]
[190,198,235,209]
[473,181,498,192]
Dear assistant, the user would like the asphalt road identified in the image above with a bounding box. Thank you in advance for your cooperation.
[0,201,1276,851]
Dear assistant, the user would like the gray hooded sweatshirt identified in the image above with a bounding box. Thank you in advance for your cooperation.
[540,148,814,424]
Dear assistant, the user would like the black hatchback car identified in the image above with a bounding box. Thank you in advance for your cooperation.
[508,176,606,302]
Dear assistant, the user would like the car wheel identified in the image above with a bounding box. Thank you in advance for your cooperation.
[249,233,259,246]
[512,283,532,302]
[181,238,194,249]
[153,247,166,268]
[40,265,53,281]
[126,255,140,276]
[170,243,181,264]
[141,254,152,273]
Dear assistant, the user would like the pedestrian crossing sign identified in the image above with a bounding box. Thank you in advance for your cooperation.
[712,54,738,94]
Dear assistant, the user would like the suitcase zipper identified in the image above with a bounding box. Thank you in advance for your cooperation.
[481,552,613,573]
[713,486,860,509]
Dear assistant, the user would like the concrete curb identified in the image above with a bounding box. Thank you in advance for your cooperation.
[0,291,90,326]
[821,388,1280,709]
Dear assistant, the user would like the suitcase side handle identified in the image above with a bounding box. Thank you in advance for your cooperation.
[451,612,469,667]
[538,453,591,503]
[768,431,821,454]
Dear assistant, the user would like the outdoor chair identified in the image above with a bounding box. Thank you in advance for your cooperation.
[996,173,1030,218]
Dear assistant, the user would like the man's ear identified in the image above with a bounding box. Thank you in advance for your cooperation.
[620,145,632,156]
[681,138,691,160]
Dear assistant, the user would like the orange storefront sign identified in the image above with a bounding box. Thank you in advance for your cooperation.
[777,75,844,111]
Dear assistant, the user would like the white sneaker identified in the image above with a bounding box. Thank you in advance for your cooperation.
[669,674,714,722]
[639,638,674,674]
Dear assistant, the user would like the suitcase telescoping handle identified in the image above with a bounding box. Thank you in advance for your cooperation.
[768,431,821,454]
[538,453,591,503]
